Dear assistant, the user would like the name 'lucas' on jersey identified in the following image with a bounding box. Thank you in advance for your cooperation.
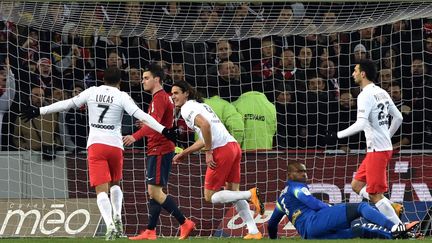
[72,85,142,149]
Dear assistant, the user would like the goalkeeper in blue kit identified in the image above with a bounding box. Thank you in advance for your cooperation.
[267,162,421,240]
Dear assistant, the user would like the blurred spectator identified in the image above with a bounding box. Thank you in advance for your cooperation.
[252,37,277,83]
[275,90,299,149]
[122,67,148,109]
[65,83,88,153]
[204,88,244,144]
[318,59,340,100]
[19,29,40,68]
[0,62,15,149]
[193,4,220,34]
[52,22,93,76]
[138,23,163,65]
[273,6,293,33]
[404,58,432,110]
[34,57,60,89]
[387,82,412,150]
[233,91,276,150]
[95,28,128,70]
[377,68,393,90]
[208,60,251,102]
[380,47,399,71]
[207,40,240,76]
[329,91,365,153]
[166,63,187,92]
[352,26,381,61]
[352,43,367,63]
[295,46,315,92]
[272,48,296,102]
[13,86,60,160]
[424,36,432,71]
[297,76,330,148]
[124,2,142,26]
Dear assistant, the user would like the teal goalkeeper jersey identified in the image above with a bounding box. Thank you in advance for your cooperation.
[233,91,276,150]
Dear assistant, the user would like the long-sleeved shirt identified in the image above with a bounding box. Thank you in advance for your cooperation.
[132,89,175,155]
[338,83,403,152]
[269,180,329,239]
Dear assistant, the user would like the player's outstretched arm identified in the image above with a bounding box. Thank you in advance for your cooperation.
[20,98,77,122]
[337,118,368,139]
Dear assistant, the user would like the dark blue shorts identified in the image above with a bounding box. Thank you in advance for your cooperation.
[146,152,174,186]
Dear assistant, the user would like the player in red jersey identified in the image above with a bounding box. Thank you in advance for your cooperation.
[171,80,264,240]
[20,67,176,240]
[123,64,194,240]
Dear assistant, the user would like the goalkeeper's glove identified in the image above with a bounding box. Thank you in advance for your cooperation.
[20,106,40,122]
[162,127,177,143]
[325,130,338,145]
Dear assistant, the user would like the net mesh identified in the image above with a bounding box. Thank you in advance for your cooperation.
[0,0,432,238]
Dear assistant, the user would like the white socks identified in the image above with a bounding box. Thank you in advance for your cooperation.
[359,186,401,225]
[110,185,123,221]
[235,200,259,234]
[359,186,370,200]
[375,197,402,225]
[97,192,114,227]
[211,190,251,204]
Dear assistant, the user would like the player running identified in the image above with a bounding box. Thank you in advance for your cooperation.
[171,80,264,240]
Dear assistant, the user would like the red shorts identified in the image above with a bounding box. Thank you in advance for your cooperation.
[87,144,123,187]
[354,151,392,194]
[205,142,241,191]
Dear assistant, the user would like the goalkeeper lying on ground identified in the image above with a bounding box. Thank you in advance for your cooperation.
[267,162,421,240]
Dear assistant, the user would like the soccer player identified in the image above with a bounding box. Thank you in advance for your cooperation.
[267,162,420,239]
[20,67,176,240]
[171,80,264,240]
[123,64,195,240]
[326,59,404,225]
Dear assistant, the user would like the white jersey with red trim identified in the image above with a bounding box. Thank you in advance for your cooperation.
[180,100,236,149]
[357,83,397,152]
[70,85,141,149]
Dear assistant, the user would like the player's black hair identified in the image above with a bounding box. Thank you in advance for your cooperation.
[172,80,204,103]
[104,67,122,85]
[145,63,165,83]
[357,59,377,81]
[287,161,305,173]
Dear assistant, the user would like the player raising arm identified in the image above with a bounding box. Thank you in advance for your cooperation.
[20,67,176,240]
[326,59,404,226]
[171,80,264,240]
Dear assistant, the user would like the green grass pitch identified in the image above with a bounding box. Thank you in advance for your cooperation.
[0,237,431,243]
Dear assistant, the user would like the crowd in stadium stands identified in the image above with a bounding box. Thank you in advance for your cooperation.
[0,2,432,155]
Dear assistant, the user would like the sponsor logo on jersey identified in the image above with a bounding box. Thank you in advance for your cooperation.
[91,123,115,130]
